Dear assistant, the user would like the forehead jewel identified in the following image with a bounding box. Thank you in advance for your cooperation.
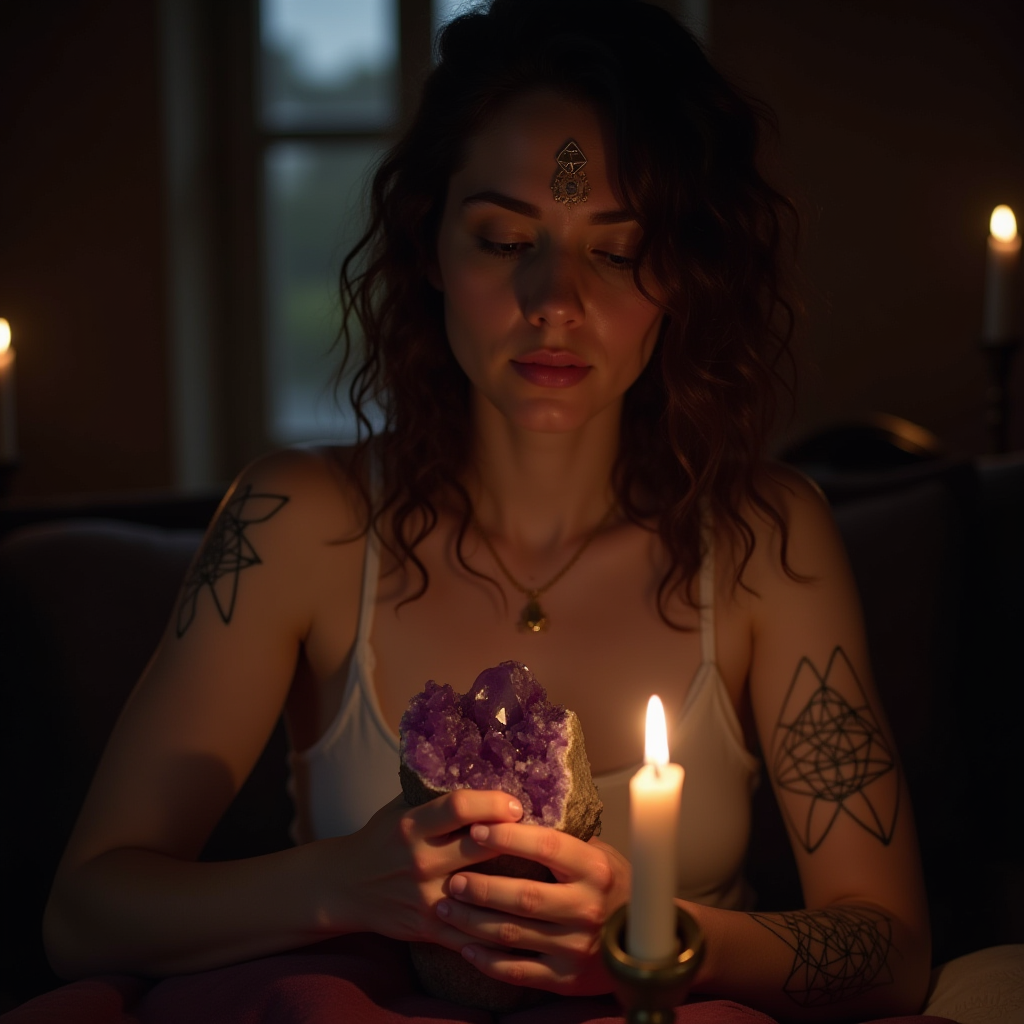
[551,139,591,206]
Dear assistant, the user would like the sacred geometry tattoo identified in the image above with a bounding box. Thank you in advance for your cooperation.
[751,906,893,1007]
[772,647,898,853]
[175,485,289,637]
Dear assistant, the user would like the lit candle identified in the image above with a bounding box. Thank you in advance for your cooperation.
[983,205,1021,341]
[0,318,16,463]
[627,694,685,961]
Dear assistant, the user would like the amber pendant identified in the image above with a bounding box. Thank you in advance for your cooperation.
[519,598,548,633]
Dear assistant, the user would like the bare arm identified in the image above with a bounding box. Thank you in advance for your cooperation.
[43,449,521,978]
[682,469,931,1019]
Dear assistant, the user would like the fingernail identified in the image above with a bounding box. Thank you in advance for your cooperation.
[462,945,477,963]
[450,874,467,895]
[471,824,490,843]
[436,900,450,919]
[509,798,523,817]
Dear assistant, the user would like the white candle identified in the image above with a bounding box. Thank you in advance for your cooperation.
[983,205,1021,341]
[627,694,685,962]
[0,318,16,463]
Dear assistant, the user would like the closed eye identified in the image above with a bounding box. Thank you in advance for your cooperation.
[476,237,635,272]
[597,250,635,271]
[476,238,531,259]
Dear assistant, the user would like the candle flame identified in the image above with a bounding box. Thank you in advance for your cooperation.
[0,319,10,354]
[644,694,669,767]
[990,205,1018,243]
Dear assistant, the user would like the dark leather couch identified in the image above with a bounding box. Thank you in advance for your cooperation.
[1,456,1022,1010]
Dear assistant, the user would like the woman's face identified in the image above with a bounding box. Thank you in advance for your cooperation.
[433,90,665,435]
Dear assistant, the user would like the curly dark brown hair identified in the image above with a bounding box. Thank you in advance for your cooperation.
[335,0,799,622]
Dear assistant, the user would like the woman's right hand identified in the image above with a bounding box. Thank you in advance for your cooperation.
[330,790,525,947]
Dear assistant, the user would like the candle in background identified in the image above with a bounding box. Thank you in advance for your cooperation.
[627,694,685,962]
[983,205,1021,341]
[0,318,16,463]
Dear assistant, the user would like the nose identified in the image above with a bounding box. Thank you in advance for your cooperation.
[518,247,585,329]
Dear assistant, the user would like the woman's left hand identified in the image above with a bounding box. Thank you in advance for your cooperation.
[434,822,631,996]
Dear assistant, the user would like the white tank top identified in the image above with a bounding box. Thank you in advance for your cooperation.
[288,522,760,910]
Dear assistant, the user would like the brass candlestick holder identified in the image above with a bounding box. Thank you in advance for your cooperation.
[600,904,705,1024]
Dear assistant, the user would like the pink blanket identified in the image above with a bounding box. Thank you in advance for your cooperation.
[1,935,955,1024]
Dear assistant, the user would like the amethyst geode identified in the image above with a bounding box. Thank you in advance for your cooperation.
[399,661,603,1010]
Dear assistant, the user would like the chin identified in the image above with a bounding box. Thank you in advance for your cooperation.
[509,399,592,434]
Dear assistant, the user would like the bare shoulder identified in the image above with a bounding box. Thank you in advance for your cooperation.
[196,444,373,580]
[220,444,369,541]
[727,462,846,592]
[173,444,372,643]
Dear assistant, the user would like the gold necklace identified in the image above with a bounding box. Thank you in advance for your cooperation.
[474,508,615,633]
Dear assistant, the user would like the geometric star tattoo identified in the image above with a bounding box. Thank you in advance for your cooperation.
[750,906,894,1006]
[175,485,289,637]
[772,647,898,852]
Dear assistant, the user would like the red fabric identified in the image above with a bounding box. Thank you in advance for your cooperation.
[0,936,957,1024]
[0,975,147,1024]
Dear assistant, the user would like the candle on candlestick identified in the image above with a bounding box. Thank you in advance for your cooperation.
[627,695,685,962]
[0,318,16,463]
[983,205,1021,341]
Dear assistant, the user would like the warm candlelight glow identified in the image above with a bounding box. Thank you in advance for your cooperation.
[644,695,669,767]
[991,205,1018,243]
[984,205,1022,342]
[0,317,15,462]
[629,694,684,961]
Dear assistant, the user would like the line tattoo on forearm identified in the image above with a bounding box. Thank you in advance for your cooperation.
[772,646,898,852]
[750,906,894,1006]
[176,485,289,637]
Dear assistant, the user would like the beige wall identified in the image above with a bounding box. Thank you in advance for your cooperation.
[0,0,1021,501]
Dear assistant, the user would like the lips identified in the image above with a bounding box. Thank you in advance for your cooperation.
[514,349,588,367]
[510,349,591,388]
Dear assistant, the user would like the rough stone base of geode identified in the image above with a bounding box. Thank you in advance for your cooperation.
[399,705,602,1011]
[408,940,548,1012]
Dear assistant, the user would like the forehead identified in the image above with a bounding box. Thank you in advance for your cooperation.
[453,90,615,198]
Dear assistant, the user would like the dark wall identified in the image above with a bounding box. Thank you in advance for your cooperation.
[0,1,172,499]
[714,0,1024,455]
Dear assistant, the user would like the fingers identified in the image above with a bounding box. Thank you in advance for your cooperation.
[436,896,576,955]
[468,823,614,888]
[460,944,564,993]
[408,790,524,841]
[395,791,527,882]
[444,868,607,929]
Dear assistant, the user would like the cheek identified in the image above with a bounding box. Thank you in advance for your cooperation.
[440,276,508,386]
[439,259,519,352]
[618,301,665,377]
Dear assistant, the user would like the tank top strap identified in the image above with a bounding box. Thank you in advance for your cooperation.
[698,524,716,666]
[353,452,382,651]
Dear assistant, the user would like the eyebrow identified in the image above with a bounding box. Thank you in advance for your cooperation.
[461,190,637,225]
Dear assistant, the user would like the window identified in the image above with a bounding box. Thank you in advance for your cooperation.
[258,0,467,444]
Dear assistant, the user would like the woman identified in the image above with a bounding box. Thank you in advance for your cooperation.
[43,0,932,1019]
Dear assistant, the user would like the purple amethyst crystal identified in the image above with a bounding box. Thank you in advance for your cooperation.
[399,661,601,834]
